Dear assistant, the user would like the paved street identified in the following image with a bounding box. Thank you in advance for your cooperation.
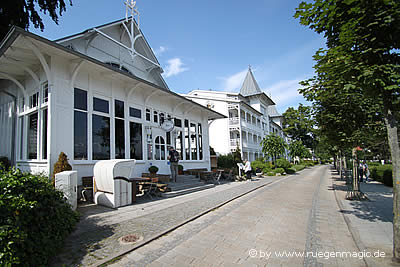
[110,165,369,266]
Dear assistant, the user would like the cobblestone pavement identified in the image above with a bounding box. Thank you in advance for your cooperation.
[110,165,365,267]
[50,175,289,266]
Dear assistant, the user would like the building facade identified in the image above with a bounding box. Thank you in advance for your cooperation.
[0,16,224,184]
[184,68,285,161]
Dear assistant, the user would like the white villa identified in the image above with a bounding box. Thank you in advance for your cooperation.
[0,13,224,184]
[184,67,286,161]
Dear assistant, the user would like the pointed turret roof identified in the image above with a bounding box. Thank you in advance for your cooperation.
[240,66,262,96]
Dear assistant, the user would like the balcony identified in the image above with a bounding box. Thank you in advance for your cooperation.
[229,117,239,126]
[230,139,240,147]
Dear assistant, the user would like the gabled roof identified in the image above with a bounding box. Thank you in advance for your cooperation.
[240,67,262,96]
[0,26,226,121]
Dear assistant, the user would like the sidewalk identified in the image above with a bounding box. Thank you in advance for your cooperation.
[50,175,286,266]
[331,170,395,266]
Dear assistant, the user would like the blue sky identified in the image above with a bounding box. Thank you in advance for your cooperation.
[30,0,326,114]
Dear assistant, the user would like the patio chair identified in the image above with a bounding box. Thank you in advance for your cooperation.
[143,177,159,199]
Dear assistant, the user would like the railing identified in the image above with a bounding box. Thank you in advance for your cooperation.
[229,117,239,125]
[230,139,240,147]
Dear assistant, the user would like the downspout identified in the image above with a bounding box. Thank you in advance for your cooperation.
[1,90,17,166]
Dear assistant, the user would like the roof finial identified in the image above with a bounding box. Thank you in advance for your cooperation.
[248,64,252,70]
[125,0,140,28]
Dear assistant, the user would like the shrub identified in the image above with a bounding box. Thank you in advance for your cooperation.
[383,169,393,187]
[0,168,79,266]
[251,160,265,171]
[285,168,296,174]
[178,164,184,171]
[52,152,72,186]
[262,167,272,174]
[274,168,285,175]
[149,165,159,174]
[0,157,11,170]
[369,164,392,187]
[293,165,306,172]
[267,172,276,176]
[276,158,291,170]
[217,154,235,169]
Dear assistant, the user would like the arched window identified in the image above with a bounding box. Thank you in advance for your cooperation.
[154,136,165,160]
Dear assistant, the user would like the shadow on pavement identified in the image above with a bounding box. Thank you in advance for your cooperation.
[330,168,393,223]
[49,213,115,266]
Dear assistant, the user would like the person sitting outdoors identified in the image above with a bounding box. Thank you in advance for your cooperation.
[244,159,252,180]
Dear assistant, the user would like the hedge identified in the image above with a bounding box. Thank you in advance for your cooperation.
[285,168,296,174]
[370,164,393,187]
[293,164,306,172]
[0,167,79,266]
[267,172,276,176]
[274,168,285,175]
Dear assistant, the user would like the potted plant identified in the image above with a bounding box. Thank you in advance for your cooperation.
[148,165,159,178]
[178,164,184,175]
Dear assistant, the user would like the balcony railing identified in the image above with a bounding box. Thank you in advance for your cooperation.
[230,139,240,147]
[229,117,239,125]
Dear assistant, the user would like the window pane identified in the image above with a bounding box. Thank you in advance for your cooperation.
[19,116,24,159]
[198,124,203,160]
[42,109,48,159]
[115,100,124,118]
[175,130,182,156]
[74,111,87,159]
[154,136,165,160]
[115,118,125,159]
[27,112,38,159]
[190,123,197,160]
[184,119,190,160]
[129,107,141,118]
[42,83,48,103]
[93,97,109,113]
[146,109,151,121]
[153,111,158,123]
[174,118,182,127]
[92,114,110,160]
[166,131,171,145]
[74,88,87,110]
[130,122,143,160]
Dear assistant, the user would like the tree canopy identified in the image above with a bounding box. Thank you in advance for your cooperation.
[288,140,311,160]
[0,0,72,40]
[282,104,315,149]
[261,133,287,164]
[295,0,400,259]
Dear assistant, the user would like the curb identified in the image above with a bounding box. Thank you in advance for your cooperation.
[97,174,296,266]
[332,175,377,267]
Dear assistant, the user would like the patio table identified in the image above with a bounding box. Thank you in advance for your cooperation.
[128,177,150,203]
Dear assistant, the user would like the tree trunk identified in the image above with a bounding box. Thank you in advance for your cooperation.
[339,152,343,178]
[383,106,400,261]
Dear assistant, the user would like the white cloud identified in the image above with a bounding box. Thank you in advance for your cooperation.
[153,46,167,57]
[263,78,307,112]
[163,58,188,77]
[220,69,248,92]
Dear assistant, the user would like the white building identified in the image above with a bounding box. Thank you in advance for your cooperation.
[184,67,285,161]
[0,13,224,184]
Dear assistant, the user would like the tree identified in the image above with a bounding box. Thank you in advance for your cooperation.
[282,104,315,149]
[261,133,287,165]
[0,0,72,40]
[295,0,400,260]
[288,140,311,162]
